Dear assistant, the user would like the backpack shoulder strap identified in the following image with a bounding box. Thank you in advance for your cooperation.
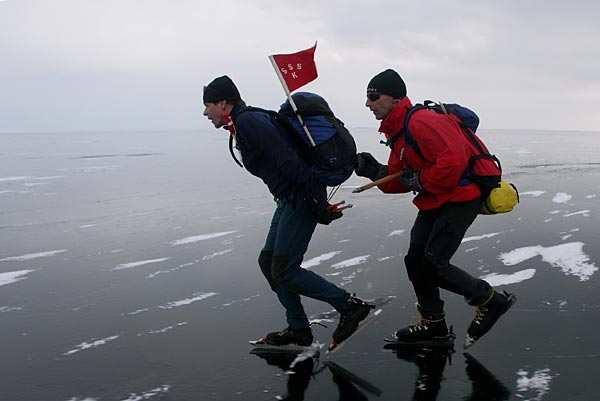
[403,104,428,162]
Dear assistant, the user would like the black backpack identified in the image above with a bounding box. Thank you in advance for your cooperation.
[235,92,357,186]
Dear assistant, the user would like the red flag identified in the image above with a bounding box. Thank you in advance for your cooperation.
[269,43,318,93]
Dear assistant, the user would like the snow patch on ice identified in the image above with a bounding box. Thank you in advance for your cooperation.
[516,368,556,401]
[462,232,502,243]
[480,269,536,286]
[63,335,119,355]
[0,306,23,313]
[120,385,171,401]
[138,322,188,336]
[388,229,405,237]
[158,292,218,309]
[563,210,590,217]
[0,270,35,286]
[302,251,341,269]
[552,192,572,203]
[0,176,30,182]
[498,242,598,281]
[217,294,260,309]
[0,250,66,262]
[112,258,169,271]
[520,190,546,197]
[331,255,370,269]
[147,260,200,278]
[586,194,597,199]
[170,231,239,246]
[203,249,233,261]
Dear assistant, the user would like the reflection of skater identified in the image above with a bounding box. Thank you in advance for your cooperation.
[392,349,511,401]
[254,354,314,401]
[253,354,379,401]
[202,76,372,348]
[463,353,511,401]
[355,69,516,348]
[393,348,451,401]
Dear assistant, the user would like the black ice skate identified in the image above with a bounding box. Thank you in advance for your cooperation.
[464,290,517,349]
[329,295,375,351]
[261,327,314,347]
[384,308,455,349]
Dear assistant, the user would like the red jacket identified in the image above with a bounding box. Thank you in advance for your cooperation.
[377,97,481,210]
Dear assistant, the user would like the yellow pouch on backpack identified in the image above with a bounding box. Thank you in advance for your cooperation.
[480,181,519,215]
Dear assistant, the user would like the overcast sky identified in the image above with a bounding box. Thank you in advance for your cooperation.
[1,0,599,133]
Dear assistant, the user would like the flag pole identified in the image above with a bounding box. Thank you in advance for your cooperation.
[268,55,317,147]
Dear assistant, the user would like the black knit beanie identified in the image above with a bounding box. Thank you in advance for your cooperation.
[367,69,406,99]
[203,75,241,103]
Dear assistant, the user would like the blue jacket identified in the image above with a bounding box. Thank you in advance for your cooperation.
[231,105,316,199]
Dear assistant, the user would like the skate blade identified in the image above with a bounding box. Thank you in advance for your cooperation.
[463,334,476,349]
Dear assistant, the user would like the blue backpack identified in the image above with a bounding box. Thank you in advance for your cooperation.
[278,92,356,186]
[234,92,356,186]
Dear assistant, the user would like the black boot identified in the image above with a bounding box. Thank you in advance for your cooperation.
[265,327,313,346]
[332,295,374,345]
[464,290,516,349]
[384,306,451,345]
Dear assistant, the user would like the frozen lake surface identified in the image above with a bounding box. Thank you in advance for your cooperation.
[0,128,599,400]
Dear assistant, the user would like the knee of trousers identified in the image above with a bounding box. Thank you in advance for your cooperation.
[404,244,427,283]
[258,251,276,290]
[271,254,292,285]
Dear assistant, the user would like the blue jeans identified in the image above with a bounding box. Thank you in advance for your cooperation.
[259,195,350,330]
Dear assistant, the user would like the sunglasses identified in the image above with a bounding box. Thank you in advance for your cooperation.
[367,93,381,102]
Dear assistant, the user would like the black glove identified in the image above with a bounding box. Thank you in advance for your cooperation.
[355,152,387,181]
[303,193,343,225]
[399,165,426,193]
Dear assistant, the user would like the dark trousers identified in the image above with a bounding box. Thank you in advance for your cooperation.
[405,199,492,316]
[259,195,350,330]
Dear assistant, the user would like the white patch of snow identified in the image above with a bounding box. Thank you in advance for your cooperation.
[170,231,238,246]
[480,269,536,286]
[301,251,341,269]
[462,232,503,243]
[112,258,169,271]
[0,270,35,286]
[563,210,590,217]
[498,242,598,281]
[0,250,66,262]
[202,249,233,261]
[120,385,171,401]
[63,335,119,356]
[552,192,572,203]
[331,255,370,269]
[516,368,556,401]
[158,292,218,309]
[520,191,545,197]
